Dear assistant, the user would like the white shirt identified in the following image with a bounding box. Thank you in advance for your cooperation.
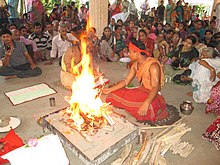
[50,33,79,58]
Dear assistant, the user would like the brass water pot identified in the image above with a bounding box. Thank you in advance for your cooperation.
[180,101,194,115]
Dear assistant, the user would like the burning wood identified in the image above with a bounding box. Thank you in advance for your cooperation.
[59,26,114,139]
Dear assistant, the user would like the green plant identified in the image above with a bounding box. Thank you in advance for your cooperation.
[195,5,206,17]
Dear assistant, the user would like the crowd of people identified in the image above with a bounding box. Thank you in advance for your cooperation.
[0,0,219,123]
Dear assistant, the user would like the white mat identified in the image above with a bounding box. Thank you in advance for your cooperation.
[5,83,57,106]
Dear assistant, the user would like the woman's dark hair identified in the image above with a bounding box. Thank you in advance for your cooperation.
[131,40,147,56]
[173,32,181,38]
[157,32,165,38]
[191,32,200,39]
[34,22,42,27]
[138,29,147,36]
[115,25,122,31]
[179,21,185,27]
[186,36,197,45]
[90,27,96,33]
[165,23,171,27]
[67,5,72,10]
[205,29,213,35]
[166,29,174,34]
[103,26,111,32]
[101,26,112,40]
[144,25,151,31]
[51,8,58,13]
[20,26,27,31]
[1,29,12,36]
[213,32,220,40]
[117,19,123,24]
[8,23,17,29]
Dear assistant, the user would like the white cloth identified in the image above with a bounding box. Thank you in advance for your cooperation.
[2,134,69,165]
[189,58,220,103]
[50,33,79,58]
[111,12,129,23]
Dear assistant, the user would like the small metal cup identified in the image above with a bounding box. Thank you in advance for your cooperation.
[49,97,56,107]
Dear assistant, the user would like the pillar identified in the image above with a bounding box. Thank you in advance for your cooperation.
[89,0,108,38]
[211,0,220,17]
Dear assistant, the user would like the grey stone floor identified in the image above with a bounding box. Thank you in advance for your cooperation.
[0,60,219,165]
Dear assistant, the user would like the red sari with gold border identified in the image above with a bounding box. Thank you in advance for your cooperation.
[106,57,168,121]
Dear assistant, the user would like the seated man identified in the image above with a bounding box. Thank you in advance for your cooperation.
[48,23,79,65]
[28,22,51,61]
[60,44,81,89]
[0,29,42,79]
[11,29,38,63]
[61,44,104,90]
[103,40,168,122]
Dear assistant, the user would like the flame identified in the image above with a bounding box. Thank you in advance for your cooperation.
[67,24,105,131]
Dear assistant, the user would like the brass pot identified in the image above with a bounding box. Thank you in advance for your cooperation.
[180,101,194,115]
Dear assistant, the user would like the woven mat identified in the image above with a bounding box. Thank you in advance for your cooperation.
[5,83,57,106]
[113,104,181,127]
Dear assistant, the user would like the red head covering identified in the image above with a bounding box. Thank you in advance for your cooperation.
[129,42,151,56]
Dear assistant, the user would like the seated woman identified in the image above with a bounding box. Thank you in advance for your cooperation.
[139,29,154,55]
[190,32,207,56]
[100,27,117,62]
[60,45,81,90]
[153,33,169,65]
[85,27,100,57]
[163,32,182,68]
[182,47,220,103]
[103,40,168,122]
[164,36,199,85]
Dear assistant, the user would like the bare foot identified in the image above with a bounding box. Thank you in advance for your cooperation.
[186,92,193,97]
[4,75,17,80]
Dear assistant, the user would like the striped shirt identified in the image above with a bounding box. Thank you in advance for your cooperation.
[28,32,51,50]
[0,40,28,67]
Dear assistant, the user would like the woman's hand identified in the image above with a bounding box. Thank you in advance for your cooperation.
[138,102,149,116]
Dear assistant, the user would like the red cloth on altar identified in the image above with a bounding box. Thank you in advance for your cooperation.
[106,86,168,121]
[0,129,24,164]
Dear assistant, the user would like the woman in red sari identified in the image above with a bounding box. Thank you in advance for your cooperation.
[111,0,122,16]
[103,40,168,122]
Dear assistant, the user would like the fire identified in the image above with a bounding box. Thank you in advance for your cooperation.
[66,26,106,132]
